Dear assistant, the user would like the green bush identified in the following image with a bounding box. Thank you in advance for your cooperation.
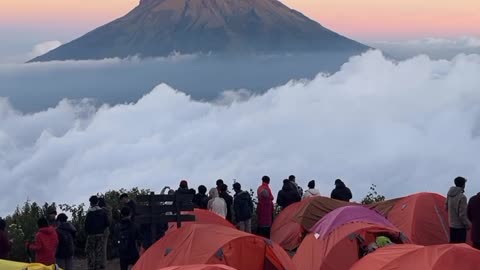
[361,184,386,205]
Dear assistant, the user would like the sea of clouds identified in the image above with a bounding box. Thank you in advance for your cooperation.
[2,50,480,215]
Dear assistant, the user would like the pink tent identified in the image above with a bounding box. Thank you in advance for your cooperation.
[310,205,397,238]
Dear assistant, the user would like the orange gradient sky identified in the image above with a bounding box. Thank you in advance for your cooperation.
[1,0,480,41]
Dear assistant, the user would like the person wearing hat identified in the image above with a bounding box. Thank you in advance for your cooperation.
[447,176,471,243]
[330,179,353,202]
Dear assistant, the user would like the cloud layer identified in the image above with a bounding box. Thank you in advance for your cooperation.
[28,40,62,59]
[370,36,480,59]
[2,51,480,215]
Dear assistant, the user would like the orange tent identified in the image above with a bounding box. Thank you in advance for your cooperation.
[271,197,352,250]
[370,192,450,245]
[159,265,237,270]
[293,222,409,270]
[166,209,236,233]
[351,244,480,270]
[133,224,296,270]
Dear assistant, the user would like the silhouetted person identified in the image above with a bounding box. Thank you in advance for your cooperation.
[193,185,209,209]
[468,192,480,249]
[257,176,274,238]
[98,198,112,268]
[85,196,110,270]
[233,182,254,233]
[303,180,321,200]
[0,218,11,259]
[216,179,224,192]
[331,179,352,202]
[289,175,303,197]
[46,206,57,227]
[27,217,59,265]
[219,184,234,223]
[120,193,137,223]
[114,207,142,270]
[277,179,301,210]
[55,213,77,270]
[176,180,195,195]
[447,177,471,243]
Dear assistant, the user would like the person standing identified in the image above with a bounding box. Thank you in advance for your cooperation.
[447,177,471,243]
[219,184,234,223]
[193,185,209,209]
[233,182,254,233]
[98,198,112,268]
[303,180,321,200]
[468,192,480,249]
[120,194,137,223]
[208,188,227,218]
[277,179,301,210]
[0,218,11,259]
[257,176,274,238]
[55,213,77,270]
[46,206,57,227]
[27,217,59,266]
[289,175,303,198]
[114,207,142,270]
[331,179,353,202]
[85,196,110,270]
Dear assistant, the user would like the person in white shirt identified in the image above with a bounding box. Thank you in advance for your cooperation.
[303,180,321,200]
[208,188,227,218]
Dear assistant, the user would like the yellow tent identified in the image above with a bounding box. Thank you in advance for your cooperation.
[0,260,61,270]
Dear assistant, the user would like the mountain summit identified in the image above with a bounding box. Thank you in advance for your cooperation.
[30,0,368,62]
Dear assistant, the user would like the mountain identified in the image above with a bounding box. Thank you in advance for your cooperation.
[29,0,368,62]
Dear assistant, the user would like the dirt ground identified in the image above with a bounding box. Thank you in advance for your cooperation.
[73,258,121,270]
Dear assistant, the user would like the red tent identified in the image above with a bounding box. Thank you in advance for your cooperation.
[370,192,451,245]
[351,244,480,270]
[133,224,296,270]
[293,221,408,270]
[166,209,236,234]
[271,197,351,250]
[158,265,237,270]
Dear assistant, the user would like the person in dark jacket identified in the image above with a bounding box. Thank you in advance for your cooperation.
[120,194,137,223]
[0,218,11,259]
[331,179,353,202]
[85,196,110,270]
[55,213,77,270]
[277,179,301,210]
[27,217,59,265]
[468,192,480,249]
[46,206,57,227]
[289,175,303,198]
[176,180,196,195]
[219,184,234,223]
[193,185,209,209]
[98,198,112,267]
[233,182,254,233]
[114,207,142,270]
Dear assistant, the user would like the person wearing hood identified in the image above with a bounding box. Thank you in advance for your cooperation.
[208,188,227,218]
[331,179,353,202]
[257,176,274,238]
[27,217,59,265]
[219,184,234,223]
[55,213,77,270]
[193,185,209,209]
[447,177,471,243]
[0,217,11,259]
[85,196,110,270]
[468,192,480,249]
[233,182,254,233]
[303,180,321,200]
[277,179,301,210]
[114,207,142,270]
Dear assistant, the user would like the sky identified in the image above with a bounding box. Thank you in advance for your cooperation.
[1,0,479,41]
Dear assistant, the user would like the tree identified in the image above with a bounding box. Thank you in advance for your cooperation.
[361,184,386,205]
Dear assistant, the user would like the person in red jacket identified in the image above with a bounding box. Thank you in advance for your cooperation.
[257,176,274,238]
[27,217,59,265]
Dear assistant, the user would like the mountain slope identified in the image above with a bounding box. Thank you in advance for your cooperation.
[30,0,368,62]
